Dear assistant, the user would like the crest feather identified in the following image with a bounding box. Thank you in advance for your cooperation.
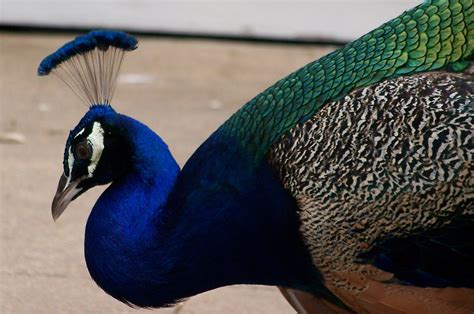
[38,30,138,106]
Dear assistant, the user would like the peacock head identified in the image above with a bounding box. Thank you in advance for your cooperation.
[38,30,138,220]
[54,105,134,220]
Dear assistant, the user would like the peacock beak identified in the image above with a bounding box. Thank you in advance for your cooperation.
[51,173,84,221]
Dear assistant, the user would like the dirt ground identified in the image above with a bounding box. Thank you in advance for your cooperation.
[0,32,335,313]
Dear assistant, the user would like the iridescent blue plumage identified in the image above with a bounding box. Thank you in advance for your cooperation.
[42,2,474,310]
[38,30,137,76]
[39,29,338,309]
[80,111,329,306]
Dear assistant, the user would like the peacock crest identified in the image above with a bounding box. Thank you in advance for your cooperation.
[38,30,137,106]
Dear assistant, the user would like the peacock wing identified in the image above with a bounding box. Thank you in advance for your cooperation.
[268,67,474,313]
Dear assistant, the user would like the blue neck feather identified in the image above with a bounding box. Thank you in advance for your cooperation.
[84,113,327,307]
[36,30,333,306]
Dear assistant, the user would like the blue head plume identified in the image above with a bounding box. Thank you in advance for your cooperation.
[38,30,137,76]
[38,30,138,105]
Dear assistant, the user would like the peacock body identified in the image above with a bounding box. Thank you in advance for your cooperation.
[270,70,473,311]
[40,0,473,312]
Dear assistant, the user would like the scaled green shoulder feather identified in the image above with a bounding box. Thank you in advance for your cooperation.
[221,0,473,160]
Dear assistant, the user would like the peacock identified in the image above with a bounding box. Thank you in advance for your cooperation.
[39,0,473,312]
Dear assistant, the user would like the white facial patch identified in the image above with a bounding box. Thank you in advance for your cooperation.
[86,122,105,177]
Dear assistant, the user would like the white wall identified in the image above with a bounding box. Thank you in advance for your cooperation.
[1,0,420,41]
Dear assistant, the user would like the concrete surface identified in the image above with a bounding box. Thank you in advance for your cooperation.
[0,32,335,313]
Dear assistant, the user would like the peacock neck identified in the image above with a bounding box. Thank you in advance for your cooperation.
[84,114,181,304]
[89,114,179,224]
[84,116,324,307]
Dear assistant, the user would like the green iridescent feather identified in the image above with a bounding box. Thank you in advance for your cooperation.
[220,0,473,160]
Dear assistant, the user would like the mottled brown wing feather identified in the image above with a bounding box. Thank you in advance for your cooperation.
[270,67,474,313]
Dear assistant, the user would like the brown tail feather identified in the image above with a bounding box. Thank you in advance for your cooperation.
[328,270,474,314]
[279,287,352,314]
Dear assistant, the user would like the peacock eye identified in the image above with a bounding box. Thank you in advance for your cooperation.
[75,141,92,160]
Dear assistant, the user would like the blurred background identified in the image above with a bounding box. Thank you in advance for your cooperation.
[2,0,418,41]
[1,1,418,313]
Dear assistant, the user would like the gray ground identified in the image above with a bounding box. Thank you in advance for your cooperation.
[0,32,335,313]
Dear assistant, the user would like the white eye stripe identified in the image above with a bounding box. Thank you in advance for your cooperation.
[74,128,85,138]
[65,146,74,188]
[87,122,105,177]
